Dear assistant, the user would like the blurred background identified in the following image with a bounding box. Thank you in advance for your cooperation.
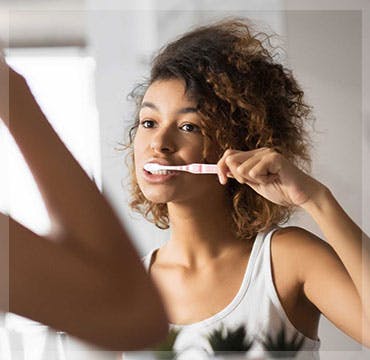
[0,0,369,359]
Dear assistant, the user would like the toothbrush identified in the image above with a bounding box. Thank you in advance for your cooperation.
[144,163,219,174]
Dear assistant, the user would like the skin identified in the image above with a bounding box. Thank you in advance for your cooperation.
[0,55,169,350]
[134,78,370,348]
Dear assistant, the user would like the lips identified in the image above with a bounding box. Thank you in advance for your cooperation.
[144,159,177,167]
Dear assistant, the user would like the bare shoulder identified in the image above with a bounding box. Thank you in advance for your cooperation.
[272,225,333,256]
[271,225,337,283]
[269,226,324,339]
[273,225,332,253]
[272,226,370,347]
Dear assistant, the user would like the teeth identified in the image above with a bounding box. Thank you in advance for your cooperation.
[150,170,176,175]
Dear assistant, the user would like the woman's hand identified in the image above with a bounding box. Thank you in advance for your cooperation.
[0,46,9,124]
[217,147,326,207]
[0,49,27,127]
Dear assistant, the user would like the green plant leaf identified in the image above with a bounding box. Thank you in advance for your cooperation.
[207,323,254,353]
[259,323,305,358]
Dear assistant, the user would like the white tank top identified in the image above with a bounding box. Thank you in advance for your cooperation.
[138,226,321,360]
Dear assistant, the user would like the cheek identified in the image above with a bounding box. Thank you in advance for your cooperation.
[133,135,139,154]
[133,138,143,166]
[186,142,207,162]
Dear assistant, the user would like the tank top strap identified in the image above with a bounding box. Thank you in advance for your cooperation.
[246,225,281,282]
[141,247,158,272]
[246,228,266,270]
[261,225,322,350]
[260,225,282,277]
[262,225,282,256]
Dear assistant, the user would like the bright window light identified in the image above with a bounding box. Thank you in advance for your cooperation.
[0,48,101,236]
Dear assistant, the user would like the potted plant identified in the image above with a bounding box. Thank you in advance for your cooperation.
[126,322,306,359]
[258,324,305,359]
[206,323,254,359]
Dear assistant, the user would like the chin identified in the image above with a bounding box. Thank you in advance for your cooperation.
[140,187,176,204]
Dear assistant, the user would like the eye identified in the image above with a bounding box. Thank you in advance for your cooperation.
[180,123,200,133]
[140,119,156,128]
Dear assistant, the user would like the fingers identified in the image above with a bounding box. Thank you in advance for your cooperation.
[0,54,10,125]
[240,152,282,184]
[217,149,238,184]
[217,147,272,185]
[235,155,267,184]
[0,59,30,128]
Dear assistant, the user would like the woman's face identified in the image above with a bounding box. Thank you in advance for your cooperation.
[133,78,223,204]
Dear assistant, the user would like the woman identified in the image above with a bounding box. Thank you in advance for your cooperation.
[123,19,370,358]
[0,47,169,349]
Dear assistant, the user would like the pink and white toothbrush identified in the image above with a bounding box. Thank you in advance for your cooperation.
[144,163,218,174]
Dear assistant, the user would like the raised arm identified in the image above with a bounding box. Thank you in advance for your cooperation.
[218,147,370,347]
[1,212,168,350]
[1,57,131,267]
[0,55,169,349]
[299,188,370,348]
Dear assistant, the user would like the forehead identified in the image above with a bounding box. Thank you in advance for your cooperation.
[142,78,197,107]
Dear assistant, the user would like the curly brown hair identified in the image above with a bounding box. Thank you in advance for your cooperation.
[122,18,315,242]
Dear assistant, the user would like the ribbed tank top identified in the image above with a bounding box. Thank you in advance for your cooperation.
[140,226,321,359]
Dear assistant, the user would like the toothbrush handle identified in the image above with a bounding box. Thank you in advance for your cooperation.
[163,163,218,174]
[188,164,219,174]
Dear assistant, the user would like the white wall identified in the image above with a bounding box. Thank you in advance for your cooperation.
[282,9,368,358]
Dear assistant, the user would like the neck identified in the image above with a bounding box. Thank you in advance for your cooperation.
[162,194,248,269]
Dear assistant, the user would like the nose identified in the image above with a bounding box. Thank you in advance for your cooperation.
[150,127,176,154]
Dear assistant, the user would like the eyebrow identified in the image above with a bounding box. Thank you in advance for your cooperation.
[140,101,198,115]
